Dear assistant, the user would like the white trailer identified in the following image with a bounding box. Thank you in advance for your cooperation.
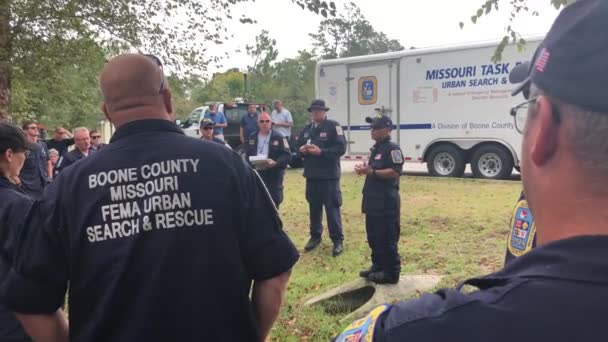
[315,37,542,179]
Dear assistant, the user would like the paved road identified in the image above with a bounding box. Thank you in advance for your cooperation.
[339,160,521,181]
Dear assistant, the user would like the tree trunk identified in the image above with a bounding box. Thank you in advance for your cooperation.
[0,0,11,122]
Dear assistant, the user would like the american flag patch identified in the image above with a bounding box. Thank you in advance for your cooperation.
[535,48,550,73]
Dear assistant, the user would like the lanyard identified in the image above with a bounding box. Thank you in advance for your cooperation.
[258,135,270,155]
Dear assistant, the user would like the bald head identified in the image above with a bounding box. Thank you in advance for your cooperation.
[258,112,272,134]
[100,54,173,127]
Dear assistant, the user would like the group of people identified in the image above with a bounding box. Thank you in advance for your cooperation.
[8,122,106,199]
[198,95,404,285]
[0,1,606,341]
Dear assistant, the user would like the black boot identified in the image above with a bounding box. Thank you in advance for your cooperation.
[359,266,380,278]
[304,237,321,252]
[332,241,344,257]
[368,271,399,284]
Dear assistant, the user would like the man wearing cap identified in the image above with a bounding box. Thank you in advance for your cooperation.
[245,112,291,209]
[334,1,608,340]
[200,118,231,149]
[354,114,403,284]
[0,122,35,341]
[296,99,346,257]
[203,103,228,141]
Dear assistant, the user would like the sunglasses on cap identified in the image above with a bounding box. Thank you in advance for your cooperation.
[143,54,165,94]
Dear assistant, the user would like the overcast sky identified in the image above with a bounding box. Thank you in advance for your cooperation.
[206,0,560,75]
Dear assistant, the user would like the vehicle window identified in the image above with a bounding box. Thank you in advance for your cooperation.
[187,109,203,124]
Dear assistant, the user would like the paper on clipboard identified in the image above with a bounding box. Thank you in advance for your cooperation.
[249,155,269,169]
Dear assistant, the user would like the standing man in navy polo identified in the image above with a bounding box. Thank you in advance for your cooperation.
[203,103,227,141]
[240,103,259,145]
[335,1,608,340]
[0,54,299,342]
[297,99,346,257]
[355,114,404,284]
[245,112,291,209]
[18,121,50,198]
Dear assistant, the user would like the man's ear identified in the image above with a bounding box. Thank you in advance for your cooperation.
[530,96,559,166]
[162,88,174,119]
[3,149,13,163]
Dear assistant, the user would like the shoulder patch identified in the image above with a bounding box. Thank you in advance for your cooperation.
[507,199,536,258]
[334,304,390,342]
[390,149,403,164]
[336,125,344,136]
[272,140,279,146]
[283,138,289,149]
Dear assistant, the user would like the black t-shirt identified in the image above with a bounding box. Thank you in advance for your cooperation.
[1,120,299,342]
[19,141,49,198]
[44,138,74,157]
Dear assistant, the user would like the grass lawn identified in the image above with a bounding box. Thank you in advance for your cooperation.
[272,169,522,341]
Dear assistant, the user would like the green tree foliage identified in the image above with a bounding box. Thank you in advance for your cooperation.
[191,69,245,109]
[310,2,404,59]
[462,0,569,61]
[11,36,106,129]
[0,0,336,121]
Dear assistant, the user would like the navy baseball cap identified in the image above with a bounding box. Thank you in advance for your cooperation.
[511,0,608,112]
[365,114,393,129]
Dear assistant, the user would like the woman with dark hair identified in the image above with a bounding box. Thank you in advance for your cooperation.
[0,122,33,341]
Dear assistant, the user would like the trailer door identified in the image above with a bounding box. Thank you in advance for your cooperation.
[347,60,398,154]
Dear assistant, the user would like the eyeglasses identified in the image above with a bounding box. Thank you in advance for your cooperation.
[91,136,101,139]
[510,96,562,134]
[144,54,165,93]
[259,120,271,123]
[202,126,214,130]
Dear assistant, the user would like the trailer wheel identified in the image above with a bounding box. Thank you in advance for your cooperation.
[426,145,466,177]
[471,145,514,180]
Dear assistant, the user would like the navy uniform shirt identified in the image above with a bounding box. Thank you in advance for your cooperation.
[44,138,74,158]
[362,137,404,216]
[19,141,50,198]
[372,236,608,341]
[0,120,299,342]
[245,130,291,190]
[0,177,33,341]
[54,148,91,174]
[296,119,346,180]
[241,112,259,140]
